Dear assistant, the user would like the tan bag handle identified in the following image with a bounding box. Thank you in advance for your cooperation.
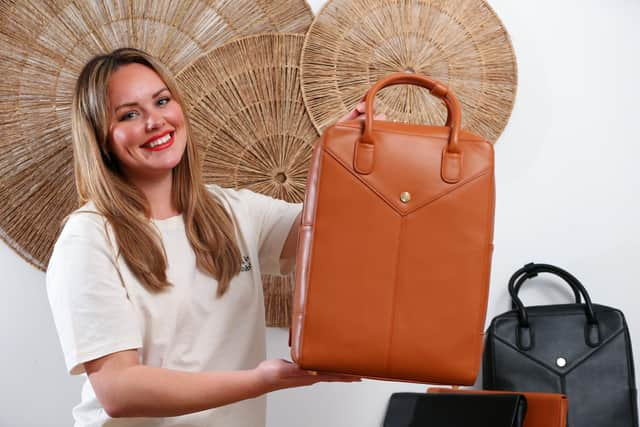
[354,73,463,183]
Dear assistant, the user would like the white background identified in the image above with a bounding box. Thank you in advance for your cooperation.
[1,0,639,426]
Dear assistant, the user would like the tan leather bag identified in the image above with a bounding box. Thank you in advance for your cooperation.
[290,73,495,384]
[428,388,568,427]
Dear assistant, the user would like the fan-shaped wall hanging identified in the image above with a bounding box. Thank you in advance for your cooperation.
[300,0,517,143]
[0,0,313,271]
[177,33,317,327]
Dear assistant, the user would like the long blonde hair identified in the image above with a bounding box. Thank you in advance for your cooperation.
[71,47,241,296]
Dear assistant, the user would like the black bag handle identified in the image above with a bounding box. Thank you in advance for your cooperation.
[508,262,601,350]
[510,262,582,309]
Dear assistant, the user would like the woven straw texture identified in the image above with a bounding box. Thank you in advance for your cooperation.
[301,0,517,143]
[177,33,317,327]
[0,0,313,271]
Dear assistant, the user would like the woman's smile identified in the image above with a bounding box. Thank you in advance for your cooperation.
[142,130,175,151]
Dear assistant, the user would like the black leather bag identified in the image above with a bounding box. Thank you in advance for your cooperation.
[383,392,527,427]
[483,263,638,427]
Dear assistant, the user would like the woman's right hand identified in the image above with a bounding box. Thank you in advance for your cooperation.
[255,359,361,392]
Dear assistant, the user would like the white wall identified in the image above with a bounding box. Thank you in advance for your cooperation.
[1,0,638,426]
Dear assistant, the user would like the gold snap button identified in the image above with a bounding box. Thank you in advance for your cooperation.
[556,357,567,368]
[400,192,411,203]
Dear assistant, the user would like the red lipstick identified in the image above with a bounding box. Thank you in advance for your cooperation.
[142,130,174,151]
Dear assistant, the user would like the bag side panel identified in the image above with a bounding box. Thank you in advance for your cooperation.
[296,150,403,375]
[291,136,325,364]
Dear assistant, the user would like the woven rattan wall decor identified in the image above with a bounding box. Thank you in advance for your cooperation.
[300,0,517,143]
[0,0,313,272]
[177,33,317,327]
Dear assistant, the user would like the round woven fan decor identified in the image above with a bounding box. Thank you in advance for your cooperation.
[176,33,318,326]
[0,0,314,271]
[300,0,517,143]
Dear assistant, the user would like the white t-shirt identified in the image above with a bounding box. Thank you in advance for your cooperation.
[46,185,302,427]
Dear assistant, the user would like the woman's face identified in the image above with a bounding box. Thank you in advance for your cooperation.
[107,63,187,182]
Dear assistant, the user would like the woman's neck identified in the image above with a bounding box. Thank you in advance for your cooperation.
[128,171,180,220]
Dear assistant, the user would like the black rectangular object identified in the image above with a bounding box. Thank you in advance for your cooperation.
[383,392,527,427]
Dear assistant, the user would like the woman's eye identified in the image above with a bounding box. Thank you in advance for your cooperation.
[157,97,170,106]
[119,111,139,121]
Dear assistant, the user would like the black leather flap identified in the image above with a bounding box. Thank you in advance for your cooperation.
[489,304,627,374]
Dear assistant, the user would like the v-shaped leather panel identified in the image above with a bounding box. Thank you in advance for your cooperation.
[492,306,626,375]
[323,121,493,216]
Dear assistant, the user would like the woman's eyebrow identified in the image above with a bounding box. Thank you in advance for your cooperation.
[114,87,170,112]
[153,87,170,97]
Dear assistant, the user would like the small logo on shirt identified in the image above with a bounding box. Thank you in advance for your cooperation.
[241,255,252,272]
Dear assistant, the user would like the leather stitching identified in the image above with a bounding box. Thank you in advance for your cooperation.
[324,146,491,216]
[492,328,625,376]
[296,139,325,363]
[470,169,496,376]
[336,122,486,143]
[384,216,404,377]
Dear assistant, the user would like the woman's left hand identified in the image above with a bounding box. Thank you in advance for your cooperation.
[255,359,361,392]
[338,101,386,123]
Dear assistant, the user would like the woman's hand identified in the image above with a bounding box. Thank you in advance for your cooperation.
[338,101,386,123]
[255,359,361,392]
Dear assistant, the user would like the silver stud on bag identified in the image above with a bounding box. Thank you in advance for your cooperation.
[400,192,411,203]
[556,357,567,367]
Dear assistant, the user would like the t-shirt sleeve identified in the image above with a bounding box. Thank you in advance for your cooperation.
[46,213,142,375]
[216,187,302,276]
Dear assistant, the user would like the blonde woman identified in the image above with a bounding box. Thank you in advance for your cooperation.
[46,48,373,426]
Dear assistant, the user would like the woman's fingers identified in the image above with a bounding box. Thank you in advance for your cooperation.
[354,112,386,122]
[337,100,386,123]
[275,360,361,381]
[346,107,386,122]
[338,102,365,122]
[313,374,362,382]
[257,359,362,392]
[298,367,362,382]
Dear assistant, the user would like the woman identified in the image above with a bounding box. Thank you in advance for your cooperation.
[46,48,373,426]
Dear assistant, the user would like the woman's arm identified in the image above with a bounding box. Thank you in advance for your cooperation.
[85,350,357,418]
[280,212,302,263]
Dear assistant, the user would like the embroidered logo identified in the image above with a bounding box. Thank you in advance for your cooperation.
[240,255,252,272]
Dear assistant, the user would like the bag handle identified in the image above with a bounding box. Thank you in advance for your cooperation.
[510,262,583,309]
[354,73,464,183]
[508,263,601,350]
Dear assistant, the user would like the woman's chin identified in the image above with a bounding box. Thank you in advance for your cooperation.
[132,157,184,181]
[149,146,186,172]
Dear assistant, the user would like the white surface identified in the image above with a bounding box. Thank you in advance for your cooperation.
[1,0,639,426]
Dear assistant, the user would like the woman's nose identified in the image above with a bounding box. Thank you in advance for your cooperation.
[145,113,164,132]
